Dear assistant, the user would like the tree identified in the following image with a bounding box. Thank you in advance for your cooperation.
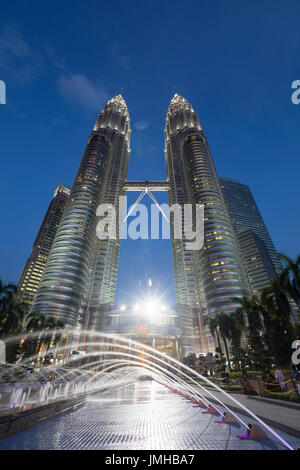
[24,310,47,331]
[266,273,295,337]
[0,297,27,337]
[215,311,233,372]
[0,281,29,362]
[279,253,300,304]
[260,271,296,367]
[0,280,16,306]
[0,280,67,364]
[21,312,65,363]
[0,281,20,337]
[39,316,66,357]
[0,287,28,338]
[183,353,197,370]
[205,316,223,356]
[232,292,272,371]
[214,347,226,372]
[227,313,245,371]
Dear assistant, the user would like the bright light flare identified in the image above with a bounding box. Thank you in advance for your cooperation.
[144,301,159,315]
[142,300,167,315]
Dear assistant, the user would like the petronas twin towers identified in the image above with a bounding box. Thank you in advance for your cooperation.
[31,95,130,327]
[30,94,248,356]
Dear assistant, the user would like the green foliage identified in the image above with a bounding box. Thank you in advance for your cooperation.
[232,292,273,371]
[212,311,233,371]
[229,371,242,378]
[229,254,300,369]
[218,384,243,391]
[20,313,66,363]
[261,390,299,403]
[229,371,262,379]
[279,253,300,305]
[0,280,28,339]
[214,348,226,372]
[183,353,197,369]
[0,280,66,363]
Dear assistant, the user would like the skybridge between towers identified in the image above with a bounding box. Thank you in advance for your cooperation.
[123,181,170,222]
[124,180,170,192]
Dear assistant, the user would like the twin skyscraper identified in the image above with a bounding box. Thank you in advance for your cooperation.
[28,94,251,355]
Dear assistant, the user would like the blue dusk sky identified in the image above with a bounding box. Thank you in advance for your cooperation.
[0,0,299,306]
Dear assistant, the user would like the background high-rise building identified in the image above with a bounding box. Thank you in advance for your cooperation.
[219,178,282,275]
[30,95,131,329]
[165,95,249,355]
[237,229,277,294]
[17,185,70,306]
[220,178,300,319]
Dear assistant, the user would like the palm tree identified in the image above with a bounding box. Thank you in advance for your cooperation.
[232,293,264,348]
[183,353,197,370]
[0,280,16,305]
[0,293,28,338]
[0,280,17,335]
[206,316,222,354]
[0,283,29,362]
[215,311,232,372]
[21,312,66,363]
[227,312,244,370]
[19,310,47,361]
[260,289,281,364]
[268,273,295,340]
[40,316,66,352]
[279,253,300,304]
[261,272,296,366]
[232,292,273,371]
[24,310,47,332]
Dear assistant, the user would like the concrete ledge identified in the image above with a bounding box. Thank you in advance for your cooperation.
[205,395,300,439]
[0,397,86,441]
[247,395,300,411]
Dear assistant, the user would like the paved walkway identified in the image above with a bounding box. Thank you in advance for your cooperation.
[197,387,300,437]
[0,381,299,450]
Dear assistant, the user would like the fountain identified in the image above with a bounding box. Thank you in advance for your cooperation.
[0,329,295,450]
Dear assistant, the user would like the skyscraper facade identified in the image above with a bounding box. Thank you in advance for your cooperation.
[165,95,249,355]
[219,178,282,275]
[17,185,71,306]
[30,95,131,328]
[28,94,252,357]
[237,229,277,294]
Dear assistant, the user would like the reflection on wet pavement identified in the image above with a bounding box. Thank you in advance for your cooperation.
[0,381,299,450]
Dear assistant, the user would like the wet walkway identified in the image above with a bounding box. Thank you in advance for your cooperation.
[0,381,299,450]
[199,387,300,437]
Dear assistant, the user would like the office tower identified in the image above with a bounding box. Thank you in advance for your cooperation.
[165,94,249,355]
[220,179,300,320]
[219,178,282,275]
[17,185,70,306]
[30,95,131,328]
[237,230,277,294]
